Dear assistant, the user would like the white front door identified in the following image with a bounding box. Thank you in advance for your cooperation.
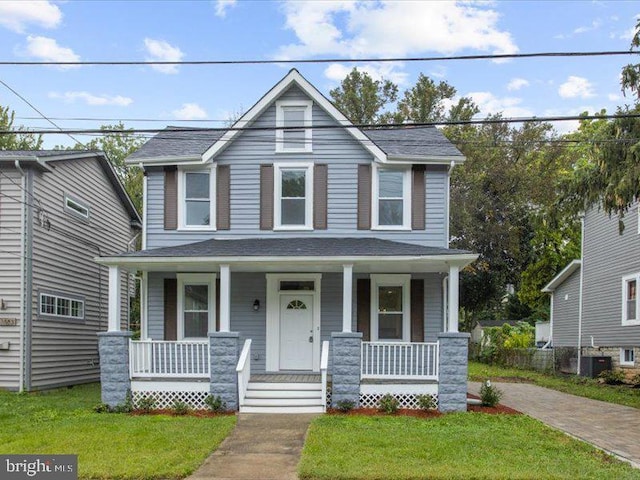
[279,294,314,370]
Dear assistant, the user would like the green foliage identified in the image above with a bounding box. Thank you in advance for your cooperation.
[171,400,190,415]
[92,403,110,413]
[478,322,534,364]
[479,380,503,407]
[335,399,356,412]
[598,369,626,385]
[377,394,399,414]
[416,394,437,410]
[621,19,640,100]
[112,391,133,413]
[137,395,156,413]
[205,394,227,413]
[0,105,43,150]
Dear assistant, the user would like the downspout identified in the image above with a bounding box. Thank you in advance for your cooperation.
[15,161,26,392]
[577,214,585,375]
[23,168,34,391]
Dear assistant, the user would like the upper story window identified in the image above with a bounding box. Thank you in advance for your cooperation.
[178,167,216,230]
[274,163,313,230]
[276,100,312,153]
[64,194,90,221]
[372,165,411,230]
[622,273,640,326]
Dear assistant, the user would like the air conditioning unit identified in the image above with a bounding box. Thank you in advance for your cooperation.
[579,356,612,378]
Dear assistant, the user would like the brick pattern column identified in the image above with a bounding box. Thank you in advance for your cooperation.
[331,332,362,407]
[209,332,240,411]
[438,332,470,412]
[98,331,132,407]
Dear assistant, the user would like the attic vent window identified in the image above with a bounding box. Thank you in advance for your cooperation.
[276,100,312,153]
[64,195,90,220]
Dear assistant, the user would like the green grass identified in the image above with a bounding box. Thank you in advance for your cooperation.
[469,361,640,409]
[299,414,640,480]
[0,384,236,479]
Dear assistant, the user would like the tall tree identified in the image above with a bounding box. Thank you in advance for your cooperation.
[621,19,640,99]
[0,105,43,150]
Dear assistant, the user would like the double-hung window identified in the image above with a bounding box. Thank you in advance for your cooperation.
[622,273,640,326]
[274,163,313,229]
[178,167,216,230]
[177,274,215,339]
[276,100,312,153]
[370,274,411,341]
[372,166,411,229]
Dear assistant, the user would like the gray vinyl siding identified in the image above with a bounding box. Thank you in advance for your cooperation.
[551,268,581,347]
[29,158,135,389]
[0,168,25,389]
[146,85,448,249]
[581,205,640,347]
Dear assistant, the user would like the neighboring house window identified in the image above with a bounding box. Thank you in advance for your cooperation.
[177,274,216,339]
[622,274,640,325]
[64,194,90,220]
[178,167,216,230]
[39,292,85,320]
[370,274,411,341]
[372,165,411,229]
[275,100,312,153]
[621,348,635,366]
[274,163,313,229]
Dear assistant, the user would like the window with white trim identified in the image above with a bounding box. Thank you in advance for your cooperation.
[178,167,216,230]
[371,274,411,341]
[274,163,313,229]
[39,292,85,320]
[276,100,312,152]
[177,274,216,339]
[372,165,411,229]
[64,194,90,220]
[621,348,635,366]
[622,274,640,325]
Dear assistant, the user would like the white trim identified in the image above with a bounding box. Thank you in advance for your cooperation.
[620,348,635,366]
[542,259,582,292]
[448,264,459,332]
[385,154,466,165]
[131,380,209,392]
[274,162,314,230]
[219,264,230,332]
[637,204,640,235]
[141,173,148,250]
[108,266,121,332]
[371,164,411,230]
[370,274,411,342]
[140,272,148,340]
[265,273,322,372]
[622,273,640,326]
[177,165,217,231]
[360,383,438,395]
[275,100,313,153]
[126,155,202,166]
[176,273,217,340]
[342,264,353,333]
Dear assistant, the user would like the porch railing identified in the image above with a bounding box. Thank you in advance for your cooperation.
[320,340,330,412]
[129,340,210,378]
[236,339,252,408]
[361,341,439,380]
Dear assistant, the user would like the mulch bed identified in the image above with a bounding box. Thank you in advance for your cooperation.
[467,394,521,414]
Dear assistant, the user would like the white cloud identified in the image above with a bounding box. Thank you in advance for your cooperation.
[558,76,595,99]
[467,91,533,118]
[173,103,208,120]
[49,91,133,107]
[573,19,601,34]
[0,1,61,33]
[324,63,408,86]
[20,35,79,67]
[144,38,184,74]
[608,93,620,102]
[277,1,518,60]
[215,0,237,18]
[507,78,529,91]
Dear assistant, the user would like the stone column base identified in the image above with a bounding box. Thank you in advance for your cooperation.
[98,331,132,407]
[438,332,470,412]
[331,332,362,407]
[209,332,240,411]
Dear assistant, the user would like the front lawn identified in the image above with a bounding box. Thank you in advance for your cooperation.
[299,414,640,480]
[469,360,640,409]
[0,384,236,479]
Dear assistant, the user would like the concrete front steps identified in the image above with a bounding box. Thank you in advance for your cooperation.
[239,381,325,413]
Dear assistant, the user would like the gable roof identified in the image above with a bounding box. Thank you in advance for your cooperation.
[541,259,582,293]
[127,127,225,162]
[363,127,464,162]
[0,150,141,226]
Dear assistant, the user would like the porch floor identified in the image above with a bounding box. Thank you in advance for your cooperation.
[250,373,321,383]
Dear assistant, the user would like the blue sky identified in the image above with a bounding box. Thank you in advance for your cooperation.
[0,0,638,148]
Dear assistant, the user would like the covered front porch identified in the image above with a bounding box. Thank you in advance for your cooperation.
[97,237,475,412]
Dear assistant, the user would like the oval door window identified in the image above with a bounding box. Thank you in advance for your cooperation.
[286,299,307,310]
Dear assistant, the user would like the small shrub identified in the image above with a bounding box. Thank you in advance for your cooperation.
[598,369,625,385]
[137,395,156,413]
[171,400,190,415]
[378,394,399,414]
[335,399,355,412]
[479,380,503,407]
[630,373,640,388]
[205,395,226,413]
[93,403,110,414]
[111,391,133,414]
[416,394,437,410]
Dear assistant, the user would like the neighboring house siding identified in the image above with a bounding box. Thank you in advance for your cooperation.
[29,158,134,389]
[551,268,581,347]
[581,206,640,346]
[0,168,25,389]
[145,85,448,249]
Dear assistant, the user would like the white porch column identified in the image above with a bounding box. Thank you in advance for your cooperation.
[140,271,148,340]
[447,264,459,333]
[219,264,231,332]
[342,264,353,333]
[107,265,121,332]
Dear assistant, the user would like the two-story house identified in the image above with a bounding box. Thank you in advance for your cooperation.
[97,69,476,413]
[543,204,640,377]
[0,150,141,391]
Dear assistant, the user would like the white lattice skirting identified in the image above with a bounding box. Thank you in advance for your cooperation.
[132,390,210,410]
[359,392,439,410]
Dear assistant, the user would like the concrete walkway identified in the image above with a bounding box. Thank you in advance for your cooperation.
[469,381,640,467]
[187,413,318,480]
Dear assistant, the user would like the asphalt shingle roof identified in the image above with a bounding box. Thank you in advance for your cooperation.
[117,237,471,258]
[128,127,225,160]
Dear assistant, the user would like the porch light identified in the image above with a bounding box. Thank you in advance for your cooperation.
[253,299,260,311]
